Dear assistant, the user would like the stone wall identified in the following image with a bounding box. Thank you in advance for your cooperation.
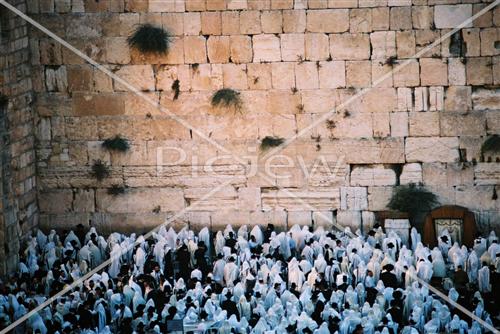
[0,0,38,275]
[27,0,500,236]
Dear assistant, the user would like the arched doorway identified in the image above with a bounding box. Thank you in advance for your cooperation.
[423,205,476,248]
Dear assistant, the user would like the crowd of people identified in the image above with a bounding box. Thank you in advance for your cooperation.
[0,222,499,334]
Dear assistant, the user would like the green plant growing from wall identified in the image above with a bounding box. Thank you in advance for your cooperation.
[102,135,130,152]
[388,183,439,220]
[260,136,285,151]
[91,160,111,181]
[108,184,127,196]
[211,88,243,111]
[127,24,172,54]
[481,135,500,158]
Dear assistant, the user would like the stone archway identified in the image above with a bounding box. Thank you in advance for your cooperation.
[423,205,477,248]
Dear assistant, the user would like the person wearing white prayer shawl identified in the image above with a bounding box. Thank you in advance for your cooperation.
[223,256,238,287]
[488,240,499,260]
[212,253,226,285]
[301,242,314,264]
[416,258,433,282]
[478,264,491,293]
[430,247,446,279]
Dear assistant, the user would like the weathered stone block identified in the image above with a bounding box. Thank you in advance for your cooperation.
[368,186,393,211]
[474,163,500,186]
[221,11,240,35]
[162,13,184,36]
[39,189,73,214]
[281,33,305,61]
[400,163,423,185]
[306,9,349,33]
[396,31,416,59]
[420,58,448,86]
[330,33,371,60]
[472,87,500,111]
[319,61,346,88]
[346,61,371,87]
[207,36,230,63]
[412,5,433,29]
[370,31,396,59]
[229,35,253,64]
[466,57,493,85]
[74,188,95,212]
[356,88,397,113]
[440,112,485,136]
[114,65,155,91]
[408,112,440,136]
[283,9,306,33]
[480,28,499,57]
[390,6,412,31]
[405,137,460,163]
[397,87,412,111]
[253,34,281,62]
[222,64,248,90]
[390,112,408,137]
[295,62,319,89]
[372,7,390,31]
[105,37,130,64]
[434,4,473,29]
[444,86,472,112]
[336,210,362,231]
[247,63,272,90]
[261,10,283,33]
[350,8,372,33]
[185,0,206,11]
[201,12,222,35]
[305,33,330,60]
[372,112,390,137]
[271,62,296,89]
[97,188,185,213]
[448,58,466,85]
[183,36,207,64]
[340,186,368,210]
[183,12,202,35]
[350,165,397,186]
[240,10,261,35]
[393,59,420,87]
[463,28,480,57]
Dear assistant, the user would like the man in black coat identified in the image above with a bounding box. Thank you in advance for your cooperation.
[221,292,240,320]
[380,264,398,289]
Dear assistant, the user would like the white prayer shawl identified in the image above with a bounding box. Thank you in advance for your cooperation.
[198,227,211,253]
[89,241,103,268]
[84,227,98,245]
[416,260,433,282]
[134,247,146,274]
[299,259,312,276]
[223,261,238,287]
[238,225,248,240]
[478,266,490,293]
[250,226,264,245]
[488,242,500,260]
[213,259,225,284]
[430,248,446,278]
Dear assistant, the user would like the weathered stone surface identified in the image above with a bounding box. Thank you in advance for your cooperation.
[253,34,282,62]
[440,112,485,137]
[420,58,448,86]
[229,35,253,63]
[262,189,340,211]
[283,9,306,33]
[39,189,73,214]
[408,112,440,136]
[340,187,368,210]
[114,65,155,91]
[350,166,397,186]
[240,10,261,34]
[319,61,346,88]
[261,10,283,33]
[336,210,361,231]
[295,62,319,89]
[201,12,222,35]
[466,57,493,85]
[405,137,460,163]
[183,12,201,35]
[207,36,230,63]
[472,88,500,110]
[271,62,296,89]
[281,33,305,61]
[97,188,184,213]
[346,61,371,87]
[183,36,207,64]
[330,33,371,60]
[306,9,349,33]
[305,33,330,60]
[390,112,408,137]
[393,59,420,87]
[474,163,500,186]
[400,163,423,185]
[370,31,396,59]
[367,186,393,211]
[434,4,473,29]
[350,8,372,33]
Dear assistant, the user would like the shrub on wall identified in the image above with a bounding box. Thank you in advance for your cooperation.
[481,135,500,157]
[260,136,285,151]
[107,184,126,196]
[388,183,439,219]
[211,88,243,111]
[102,135,130,152]
[127,24,172,54]
[91,160,110,181]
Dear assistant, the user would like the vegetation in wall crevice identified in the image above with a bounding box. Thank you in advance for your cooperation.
[211,88,243,112]
[260,136,285,151]
[388,183,439,220]
[128,24,172,54]
[91,160,111,181]
[102,135,130,152]
[107,184,127,196]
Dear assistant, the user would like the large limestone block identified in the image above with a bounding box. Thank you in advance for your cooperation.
[222,64,248,89]
[330,33,370,60]
[229,35,253,64]
[444,86,472,112]
[201,12,222,35]
[396,31,416,59]
[393,59,420,87]
[306,9,349,33]
[368,186,393,211]
[105,37,130,64]
[420,58,448,86]
[370,31,396,60]
[302,89,337,114]
[466,58,493,85]
[253,34,282,62]
[372,112,390,137]
[261,10,283,34]
[39,189,73,214]
[340,186,368,210]
[350,8,372,33]
[472,88,500,111]
[412,5,433,30]
[183,12,201,35]
[408,112,440,137]
[240,11,262,35]
[262,189,341,211]
[448,58,466,86]
[474,163,500,186]
[237,187,261,211]
[328,113,373,138]
[281,33,305,61]
[221,11,240,35]
[350,166,397,186]
[114,65,155,91]
[405,137,460,163]
[346,61,372,88]
[353,88,397,113]
[271,62,296,89]
[288,211,313,226]
[440,112,485,136]
[486,111,500,134]
[390,112,408,137]
[330,138,405,164]
[211,210,251,229]
[480,28,500,57]
[45,66,68,92]
[313,211,335,228]
[390,6,412,30]
[183,36,207,64]
[295,62,319,89]
[319,61,346,88]
[434,4,473,29]
[400,163,423,185]
[372,62,393,88]
[454,185,498,211]
[207,36,230,63]
[247,63,272,90]
[74,189,95,212]
[305,33,330,61]
[283,9,306,33]
[372,7,389,31]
